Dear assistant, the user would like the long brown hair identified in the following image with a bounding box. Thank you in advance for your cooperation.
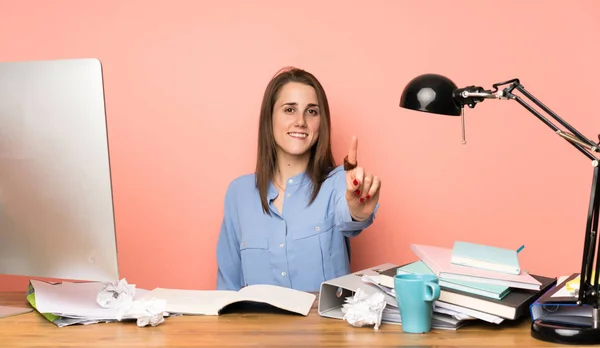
[255,67,336,215]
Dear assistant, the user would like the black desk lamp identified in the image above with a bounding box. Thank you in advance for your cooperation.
[399,73,600,345]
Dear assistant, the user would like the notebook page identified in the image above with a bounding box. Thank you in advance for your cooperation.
[239,284,316,316]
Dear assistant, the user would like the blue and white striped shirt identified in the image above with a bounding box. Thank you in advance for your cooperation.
[216,165,377,292]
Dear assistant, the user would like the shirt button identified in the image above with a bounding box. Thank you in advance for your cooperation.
[288,179,293,184]
[279,243,284,247]
[281,271,287,277]
[286,193,291,197]
[243,241,247,246]
[315,226,320,231]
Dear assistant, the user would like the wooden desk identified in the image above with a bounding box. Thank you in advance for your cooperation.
[0,291,572,347]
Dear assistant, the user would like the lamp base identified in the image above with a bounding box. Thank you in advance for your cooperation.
[532,317,600,345]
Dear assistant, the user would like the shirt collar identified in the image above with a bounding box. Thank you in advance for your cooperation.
[283,171,308,187]
[267,171,309,200]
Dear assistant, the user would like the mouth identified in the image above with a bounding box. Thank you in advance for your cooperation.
[287,132,308,139]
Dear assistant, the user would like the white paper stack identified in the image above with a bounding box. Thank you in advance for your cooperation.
[361,274,505,328]
[28,279,166,327]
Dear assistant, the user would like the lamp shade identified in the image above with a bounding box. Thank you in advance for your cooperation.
[399,74,461,116]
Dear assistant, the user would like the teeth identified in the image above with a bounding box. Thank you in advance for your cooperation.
[288,133,307,138]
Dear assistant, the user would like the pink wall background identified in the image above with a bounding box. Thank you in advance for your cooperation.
[1,0,599,291]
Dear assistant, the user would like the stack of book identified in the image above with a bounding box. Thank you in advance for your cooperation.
[373,242,557,328]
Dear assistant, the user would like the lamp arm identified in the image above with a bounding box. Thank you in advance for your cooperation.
[500,82,600,309]
[510,82,599,157]
[459,79,600,161]
[458,79,600,310]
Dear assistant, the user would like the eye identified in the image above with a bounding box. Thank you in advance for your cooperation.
[284,107,295,113]
[307,109,319,116]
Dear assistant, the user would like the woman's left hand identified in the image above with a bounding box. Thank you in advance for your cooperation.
[344,136,381,221]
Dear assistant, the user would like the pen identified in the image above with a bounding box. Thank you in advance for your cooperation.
[516,244,525,253]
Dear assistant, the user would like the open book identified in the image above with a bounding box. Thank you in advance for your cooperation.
[143,284,316,316]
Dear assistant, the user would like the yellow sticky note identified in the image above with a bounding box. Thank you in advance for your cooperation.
[566,273,595,294]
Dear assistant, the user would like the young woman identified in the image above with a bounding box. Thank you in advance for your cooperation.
[216,67,382,292]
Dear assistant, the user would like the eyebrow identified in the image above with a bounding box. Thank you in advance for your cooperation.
[281,102,320,108]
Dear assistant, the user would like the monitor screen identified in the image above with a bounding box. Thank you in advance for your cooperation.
[0,58,119,282]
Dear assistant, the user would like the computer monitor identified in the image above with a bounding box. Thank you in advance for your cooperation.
[0,58,119,284]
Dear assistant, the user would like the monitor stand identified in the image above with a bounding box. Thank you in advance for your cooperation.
[0,305,32,319]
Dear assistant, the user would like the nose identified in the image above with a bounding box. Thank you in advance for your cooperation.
[294,113,307,127]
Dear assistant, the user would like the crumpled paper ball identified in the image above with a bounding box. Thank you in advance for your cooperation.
[117,298,167,328]
[341,288,387,330]
[97,278,136,309]
[96,279,167,327]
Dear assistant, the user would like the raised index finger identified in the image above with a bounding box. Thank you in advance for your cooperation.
[347,136,358,165]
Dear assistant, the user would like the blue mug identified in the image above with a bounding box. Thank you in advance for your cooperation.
[394,273,440,333]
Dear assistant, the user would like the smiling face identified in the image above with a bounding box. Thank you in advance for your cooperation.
[272,82,321,160]
[255,67,335,214]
